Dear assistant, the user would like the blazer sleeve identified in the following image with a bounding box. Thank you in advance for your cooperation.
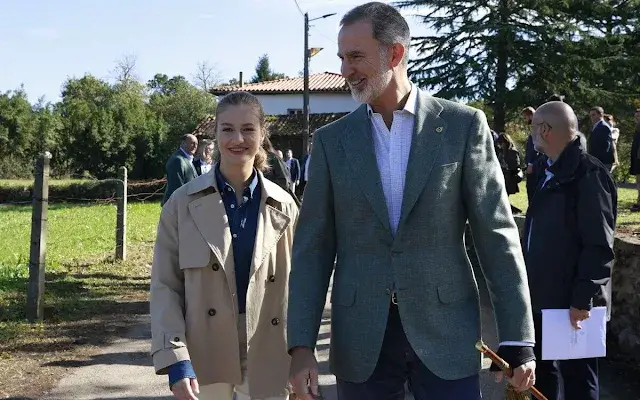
[150,196,191,374]
[293,159,301,182]
[462,110,535,344]
[287,132,336,351]
[166,157,187,194]
[572,168,616,310]
[525,136,535,165]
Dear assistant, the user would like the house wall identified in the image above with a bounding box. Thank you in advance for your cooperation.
[255,93,360,115]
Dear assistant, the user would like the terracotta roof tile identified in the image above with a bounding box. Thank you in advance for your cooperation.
[192,112,349,138]
[211,72,349,95]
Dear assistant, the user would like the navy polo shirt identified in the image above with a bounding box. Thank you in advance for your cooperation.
[167,165,261,388]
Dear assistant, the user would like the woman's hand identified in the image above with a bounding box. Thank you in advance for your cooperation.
[172,378,200,400]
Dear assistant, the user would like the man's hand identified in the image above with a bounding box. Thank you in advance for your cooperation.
[171,378,199,400]
[494,361,536,392]
[570,306,590,330]
[526,165,533,175]
[289,347,319,400]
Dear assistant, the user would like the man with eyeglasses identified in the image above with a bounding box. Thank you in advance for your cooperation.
[524,101,616,400]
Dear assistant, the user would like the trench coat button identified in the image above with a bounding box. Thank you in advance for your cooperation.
[271,317,280,326]
[212,263,220,271]
[208,308,216,316]
[268,275,276,282]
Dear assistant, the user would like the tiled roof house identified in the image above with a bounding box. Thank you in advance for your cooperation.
[197,72,359,155]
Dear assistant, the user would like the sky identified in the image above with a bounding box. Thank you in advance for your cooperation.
[0,0,430,103]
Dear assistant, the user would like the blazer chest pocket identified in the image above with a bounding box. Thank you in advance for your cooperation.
[435,162,459,174]
[431,162,460,195]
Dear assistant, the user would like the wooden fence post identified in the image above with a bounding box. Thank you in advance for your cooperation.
[27,152,51,323]
[115,166,127,261]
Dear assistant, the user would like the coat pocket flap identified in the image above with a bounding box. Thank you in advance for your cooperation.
[179,251,216,270]
[331,285,356,306]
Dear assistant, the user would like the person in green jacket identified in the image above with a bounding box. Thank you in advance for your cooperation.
[162,134,198,205]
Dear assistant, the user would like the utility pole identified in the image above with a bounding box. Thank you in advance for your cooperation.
[303,12,336,157]
[303,12,310,158]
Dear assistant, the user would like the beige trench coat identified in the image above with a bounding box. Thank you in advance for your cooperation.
[150,170,299,399]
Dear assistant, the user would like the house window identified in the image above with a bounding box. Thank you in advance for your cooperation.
[288,108,303,115]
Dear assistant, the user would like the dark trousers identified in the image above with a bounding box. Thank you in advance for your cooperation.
[533,313,599,400]
[336,303,481,400]
[526,171,537,202]
[296,180,307,198]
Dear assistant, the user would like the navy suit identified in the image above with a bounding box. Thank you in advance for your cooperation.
[287,157,301,183]
[588,121,614,166]
[525,135,543,201]
[298,154,310,197]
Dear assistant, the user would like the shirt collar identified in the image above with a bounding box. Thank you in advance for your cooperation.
[214,164,259,201]
[593,119,605,130]
[179,147,194,161]
[366,84,418,117]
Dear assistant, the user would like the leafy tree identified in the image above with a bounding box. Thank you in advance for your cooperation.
[0,87,39,177]
[394,0,640,132]
[147,74,217,161]
[250,54,287,83]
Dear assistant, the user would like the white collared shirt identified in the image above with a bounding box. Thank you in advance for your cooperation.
[304,156,310,182]
[201,162,212,175]
[180,147,194,161]
[367,85,418,235]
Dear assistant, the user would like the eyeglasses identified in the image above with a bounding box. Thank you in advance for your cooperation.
[535,121,552,130]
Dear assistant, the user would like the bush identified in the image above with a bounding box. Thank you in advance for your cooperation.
[0,155,34,180]
[0,179,166,204]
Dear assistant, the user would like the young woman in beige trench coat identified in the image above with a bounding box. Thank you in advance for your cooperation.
[150,91,299,400]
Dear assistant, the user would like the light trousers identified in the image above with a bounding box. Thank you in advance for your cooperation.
[197,314,290,400]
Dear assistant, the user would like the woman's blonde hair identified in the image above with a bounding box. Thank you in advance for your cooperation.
[214,91,270,172]
[497,133,516,149]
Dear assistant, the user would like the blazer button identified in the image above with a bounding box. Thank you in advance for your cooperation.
[212,263,220,271]
[173,336,180,342]
[208,308,216,316]
[271,317,280,326]
[268,275,276,282]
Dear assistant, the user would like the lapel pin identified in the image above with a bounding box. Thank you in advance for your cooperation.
[436,126,444,133]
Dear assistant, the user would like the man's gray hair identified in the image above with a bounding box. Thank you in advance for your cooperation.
[340,2,411,65]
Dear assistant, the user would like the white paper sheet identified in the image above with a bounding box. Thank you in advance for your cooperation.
[541,307,607,360]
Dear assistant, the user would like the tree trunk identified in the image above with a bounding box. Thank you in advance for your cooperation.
[492,0,510,133]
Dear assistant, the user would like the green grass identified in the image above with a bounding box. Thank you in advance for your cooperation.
[0,201,161,357]
[509,181,640,233]
[0,202,160,274]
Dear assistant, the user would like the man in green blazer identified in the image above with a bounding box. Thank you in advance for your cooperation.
[287,3,536,400]
[161,134,198,206]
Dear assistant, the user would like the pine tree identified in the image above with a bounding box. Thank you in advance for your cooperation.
[251,54,287,83]
[395,0,640,131]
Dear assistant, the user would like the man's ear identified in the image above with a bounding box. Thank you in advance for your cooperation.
[390,43,405,68]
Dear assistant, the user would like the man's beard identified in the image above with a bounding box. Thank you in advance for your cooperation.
[532,135,546,154]
[348,65,393,104]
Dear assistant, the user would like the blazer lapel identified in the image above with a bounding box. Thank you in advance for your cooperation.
[251,177,291,278]
[398,91,447,231]
[187,175,235,284]
[340,105,391,233]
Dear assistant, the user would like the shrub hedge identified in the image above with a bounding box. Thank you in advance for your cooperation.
[0,179,166,204]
